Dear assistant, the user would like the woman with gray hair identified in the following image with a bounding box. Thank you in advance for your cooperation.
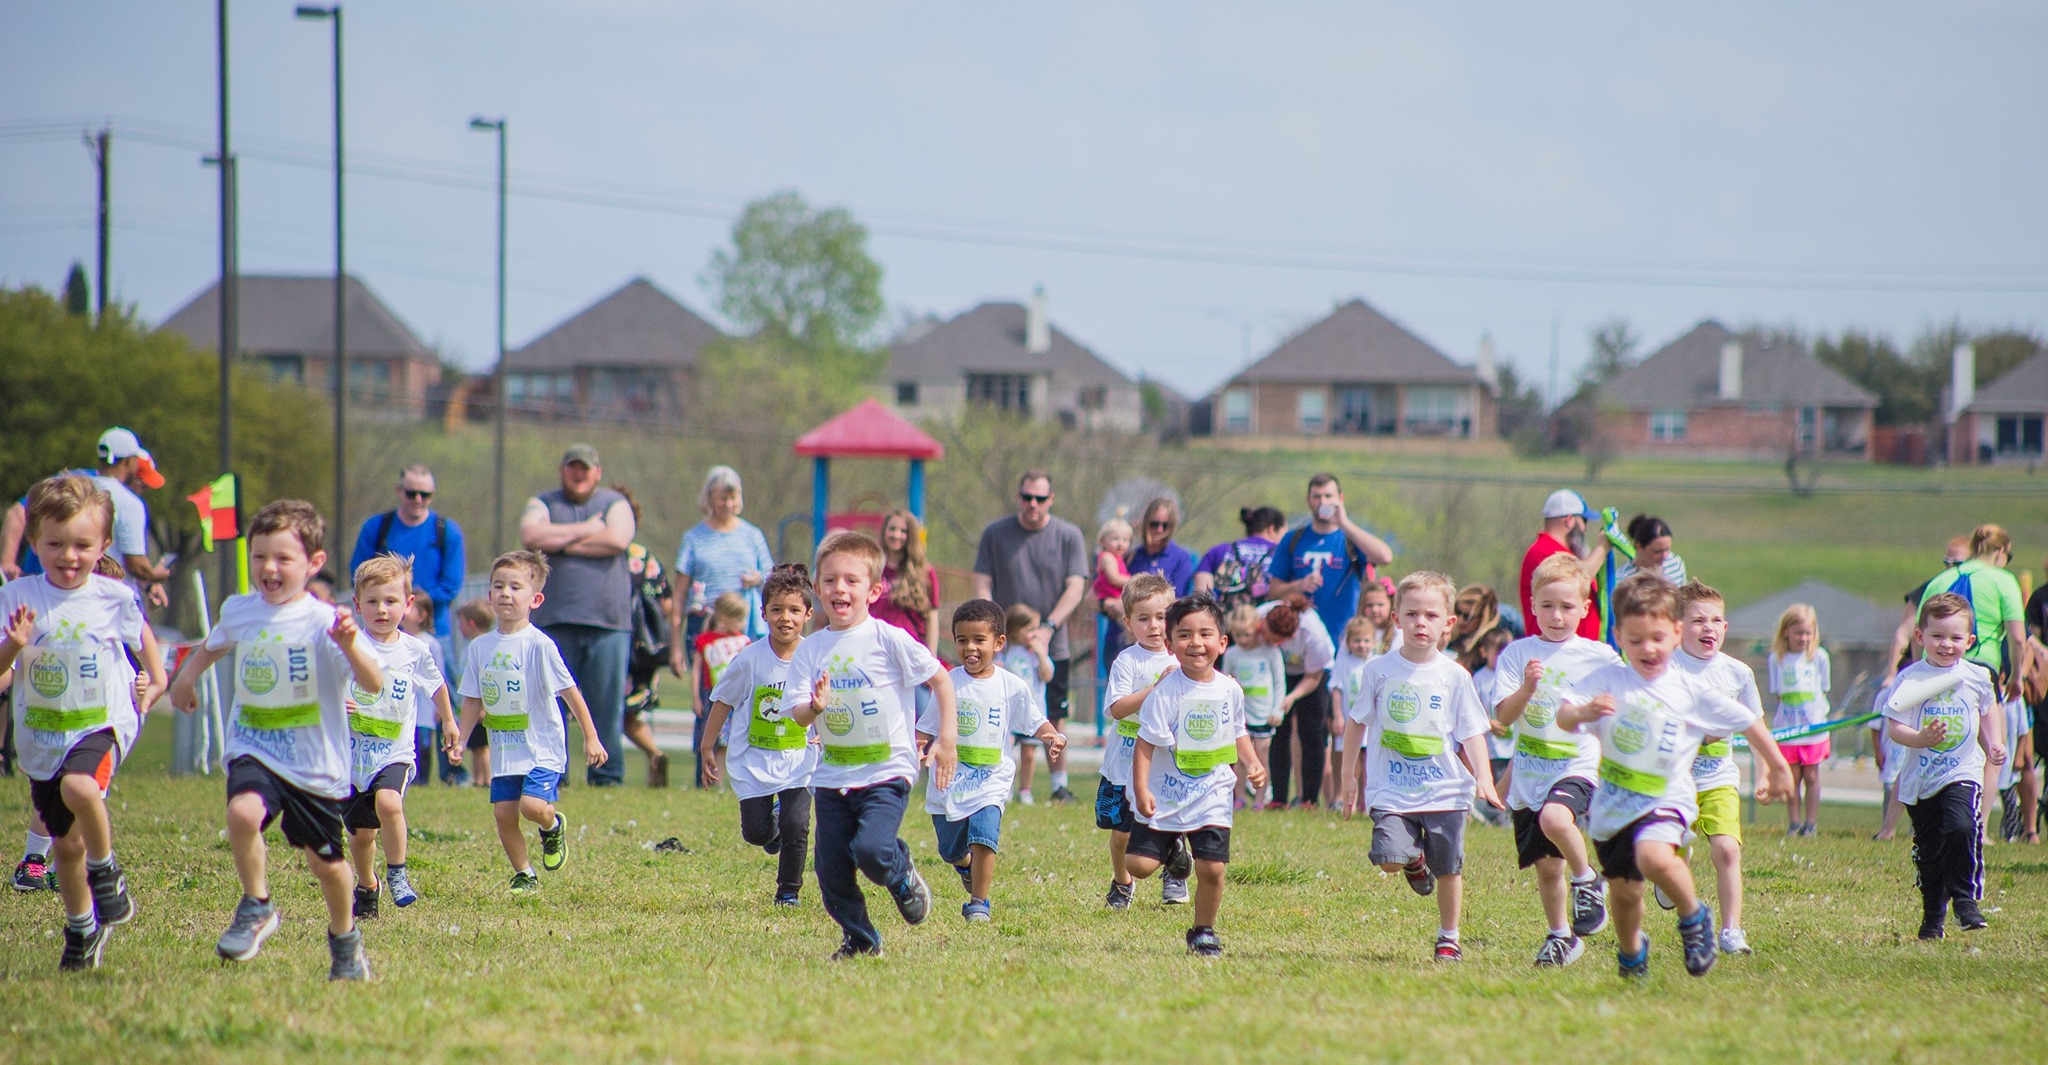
[669,466,776,677]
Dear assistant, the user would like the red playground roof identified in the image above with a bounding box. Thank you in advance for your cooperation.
[794,398,945,460]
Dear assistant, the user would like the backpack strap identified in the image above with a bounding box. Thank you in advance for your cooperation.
[371,510,399,555]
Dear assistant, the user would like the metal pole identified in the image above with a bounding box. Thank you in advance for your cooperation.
[492,122,507,555]
[331,8,346,566]
[92,127,109,321]
[217,0,236,606]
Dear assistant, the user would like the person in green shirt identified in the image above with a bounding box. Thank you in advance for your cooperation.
[1918,524,2025,701]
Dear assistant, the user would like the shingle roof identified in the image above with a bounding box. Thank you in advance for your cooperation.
[1603,320,1876,411]
[505,277,723,371]
[1965,347,2048,414]
[1726,578,1894,649]
[159,274,432,359]
[1228,299,1479,387]
[886,302,1134,388]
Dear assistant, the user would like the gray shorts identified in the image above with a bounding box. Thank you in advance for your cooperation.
[1368,809,1466,876]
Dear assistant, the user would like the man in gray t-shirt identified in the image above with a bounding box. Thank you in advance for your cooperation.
[973,471,1088,802]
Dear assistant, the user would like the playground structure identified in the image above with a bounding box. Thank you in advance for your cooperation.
[792,398,944,554]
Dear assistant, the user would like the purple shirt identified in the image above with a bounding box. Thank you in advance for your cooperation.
[1127,540,1196,596]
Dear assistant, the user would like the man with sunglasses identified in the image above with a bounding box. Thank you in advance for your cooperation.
[974,471,1089,803]
[349,464,467,657]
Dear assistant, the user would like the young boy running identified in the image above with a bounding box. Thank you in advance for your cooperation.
[344,555,460,916]
[455,551,609,892]
[168,500,387,980]
[1666,580,1764,955]
[1492,554,1622,965]
[1341,571,1502,963]
[0,475,165,970]
[1129,592,1265,956]
[919,598,1066,922]
[700,564,820,906]
[1879,592,2005,939]
[787,531,958,960]
[1099,574,1186,909]
[1555,575,1791,979]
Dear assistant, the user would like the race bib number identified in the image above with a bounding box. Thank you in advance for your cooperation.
[20,646,110,733]
[237,643,321,731]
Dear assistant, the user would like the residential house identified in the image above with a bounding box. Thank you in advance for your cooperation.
[1202,298,1495,438]
[159,274,441,416]
[1949,344,2048,464]
[499,277,724,422]
[1593,321,1877,460]
[885,291,1143,432]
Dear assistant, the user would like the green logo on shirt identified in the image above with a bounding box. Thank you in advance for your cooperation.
[957,701,981,737]
[1611,705,1650,755]
[480,675,500,705]
[1388,683,1420,724]
[1185,702,1219,741]
[823,706,854,737]
[28,656,68,700]
[241,649,279,696]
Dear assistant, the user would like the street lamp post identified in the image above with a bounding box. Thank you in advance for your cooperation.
[296,4,346,565]
[470,116,507,554]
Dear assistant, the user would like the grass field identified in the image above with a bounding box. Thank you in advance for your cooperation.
[2,720,2043,1064]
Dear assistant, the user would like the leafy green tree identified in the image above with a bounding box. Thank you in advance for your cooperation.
[702,190,886,354]
[1814,330,1929,425]
[1580,316,1639,388]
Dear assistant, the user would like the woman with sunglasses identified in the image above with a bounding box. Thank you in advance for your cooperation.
[1126,497,1196,596]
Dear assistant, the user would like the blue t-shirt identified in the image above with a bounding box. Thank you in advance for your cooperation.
[1267,524,1362,644]
[675,520,775,640]
[350,511,467,637]
[1127,540,1196,596]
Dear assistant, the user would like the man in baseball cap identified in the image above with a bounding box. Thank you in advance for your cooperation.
[1520,487,1609,641]
[97,427,166,489]
[0,429,169,596]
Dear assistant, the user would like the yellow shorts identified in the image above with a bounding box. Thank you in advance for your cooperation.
[1695,785,1741,843]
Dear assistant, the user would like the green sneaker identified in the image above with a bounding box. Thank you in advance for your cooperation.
[539,814,567,872]
[509,870,540,893]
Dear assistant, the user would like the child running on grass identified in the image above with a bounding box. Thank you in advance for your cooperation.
[343,555,459,918]
[1492,555,1622,966]
[1327,615,1377,812]
[456,551,609,893]
[919,598,1066,923]
[1222,603,1283,809]
[1342,571,1503,963]
[1099,574,1184,908]
[0,475,164,971]
[169,500,386,980]
[699,564,819,906]
[999,603,1053,805]
[693,593,752,788]
[1879,592,2005,939]
[1768,603,1831,835]
[1129,592,1265,957]
[787,531,957,960]
[1555,575,1791,980]
[1665,580,1765,955]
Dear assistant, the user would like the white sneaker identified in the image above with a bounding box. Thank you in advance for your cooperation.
[1018,790,1036,806]
[1652,882,1677,911]
[1717,927,1753,955]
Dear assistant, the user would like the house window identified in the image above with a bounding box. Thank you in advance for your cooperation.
[348,359,393,403]
[590,368,663,416]
[1797,406,1818,452]
[1404,387,1466,435]
[1223,388,1252,433]
[967,373,1032,415]
[1649,409,1687,442]
[1078,385,1107,411]
[895,381,918,406]
[258,353,305,385]
[506,371,574,414]
[1335,387,1376,434]
[1297,389,1326,433]
[1997,415,2045,457]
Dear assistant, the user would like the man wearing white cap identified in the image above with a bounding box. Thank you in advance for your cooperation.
[1517,488,1609,643]
[0,428,169,606]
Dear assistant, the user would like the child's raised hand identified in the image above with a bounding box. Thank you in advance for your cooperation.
[1521,659,1545,689]
[1044,731,1068,758]
[811,672,829,714]
[1587,694,1616,718]
[328,606,360,647]
[1028,627,1050,655]
[2,606,36,649]
[1919,718,1948,747]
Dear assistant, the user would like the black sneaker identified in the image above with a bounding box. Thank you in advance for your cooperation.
[1164,837,1194,881]
[830,938,884,961]
[12,854,50,893]
[1186,926,1223,957]
[1403,857,1436,897]
[773,889,801,908]
[1105,879,1134,911]
[1678,903,1717,976]
[891,868,932,925]
[86,860,134,926]
[1049,786,1076,805]
[539,814,567,872]
[327,927,371,982]
[1955,899,1988,931]
[1917,918,1945,941]
[1571,876,1610,936]
[352,884,380,920]
[59,920,111,972]
[1618,941,1650,978]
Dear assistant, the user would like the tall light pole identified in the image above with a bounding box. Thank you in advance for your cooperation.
[216,0,236,601]
[297,4,346,565]
[470,116,507,554]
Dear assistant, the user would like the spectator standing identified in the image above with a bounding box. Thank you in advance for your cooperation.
[1192,506,1286,613]
[1,429,171,602]
[973,471,1089,803]
[874,509,942,655]
[1615,515,1687,585]
[1266,474,1395,641]
[670,466,775,673]
[348,464,466,658]
[1126,498,1196,596]
[1517,488,1610,644]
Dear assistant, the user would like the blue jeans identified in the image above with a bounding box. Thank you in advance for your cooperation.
[544,623,631,787]
[813,779,913,951]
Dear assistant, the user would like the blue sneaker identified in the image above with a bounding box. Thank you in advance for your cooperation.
[387,866,418,908]
[962,899,991,923]
[1679,903,1717,976]
[1618,940,1650,979]
[891,869,931,925]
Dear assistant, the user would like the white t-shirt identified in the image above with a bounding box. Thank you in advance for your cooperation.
[89,474,149,561]
[1223,642,1285,729]
[1575,663,1759,840]
[0,574,146,781]
[1878,659,1999,804]
[1492,635,1621,811]
[1473,665,1515,761]
[1135,670,1247,833]
[348,630,444,789]
[1352,652,1490,815]
[995,645,1046,716]
[707,639,818,800]
[458,624,577,779]
[1258,600,1334,676]
[1768,649,1832,746]
[210,593,355,799]
[785,617,942,791]
[417,634,450,728]
[1673,648,1761,792]
[919,666,1045,819]
[1101,644,1178,787]
[1329,649,1373,754]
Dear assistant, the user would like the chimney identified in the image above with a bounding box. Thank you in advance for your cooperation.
[1718,339,1742,401]
[1475,332,1499,390]
[1025,285,1051,355]
[1951,343,1975,419]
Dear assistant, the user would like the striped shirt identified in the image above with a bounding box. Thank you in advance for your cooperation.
[675,520,774,636]
[1616,552,1687,585]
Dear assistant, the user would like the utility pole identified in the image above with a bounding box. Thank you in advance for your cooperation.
[83,127,110,321]
[298,5,346,565]
[471,116,508,554]
[217,0,237,602]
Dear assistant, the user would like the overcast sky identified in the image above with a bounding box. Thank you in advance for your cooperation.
[4,2,2045,399]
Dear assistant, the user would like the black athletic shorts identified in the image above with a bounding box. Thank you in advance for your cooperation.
[1595,813,1686,882]
[227,756,347,862]
[1128,822,1230,865]
[1045,658,1072,723]
[1512,776,1595,869]
[29,730,120,839]
[344,762,414,832]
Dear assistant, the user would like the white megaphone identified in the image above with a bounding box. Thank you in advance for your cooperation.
[1883,671,1965,716]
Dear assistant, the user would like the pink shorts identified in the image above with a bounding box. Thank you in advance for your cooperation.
[1780,738,1830,766]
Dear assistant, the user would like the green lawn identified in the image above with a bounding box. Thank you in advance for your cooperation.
[5,720,2040,1064]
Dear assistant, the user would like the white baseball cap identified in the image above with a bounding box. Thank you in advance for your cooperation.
[97,427,165,489]
[1541,488,1597,520]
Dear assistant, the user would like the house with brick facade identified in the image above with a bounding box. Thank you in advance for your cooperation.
[498,277,725,423]
[1200,298,1495,438]
[1949,345,2048,464]
[885,291,1143,432]
[1593,321,1876,460]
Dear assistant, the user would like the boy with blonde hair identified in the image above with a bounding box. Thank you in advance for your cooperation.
[1666,580,1764,954]
[1099,573,1185,908]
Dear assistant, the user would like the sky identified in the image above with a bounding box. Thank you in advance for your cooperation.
[4,2,2046,401]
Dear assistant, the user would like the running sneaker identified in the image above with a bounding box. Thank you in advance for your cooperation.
[388,867,418,908]
[1570,876,1609,936]
[1164,837,1194,881]
[1678,903,1717,976]
[352,884,380,920]
[508,870,540,893]
[1049,786,1076,805]
[1262,801,1286,812]
[1403,857,1436,897]
[1534,933,1584,968]
[891,868,932,925]
[327,927,372,982]
[1717,927,1753,955]
[1105,879,1134,911]
[59,920,110,972]
[1017,790,1036,806]
[539,814,568,871]
[830,938,884,961]
[963,899,991,923]
[1618,941,1650,978]
[1187,926,1224,957]
[87,860,133,926]
[216,896,280,961]
[773,889,801,908]
[1917,919,1945,941]
[1434,935,1463,962]
[1651,882,1676,911]
[955,863,974,895]
[12,854,50,893]
[1955,899,1989,931]
[1161,874,1190,906]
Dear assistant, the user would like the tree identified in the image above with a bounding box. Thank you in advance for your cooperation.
[62,262,90,317]
[702,190,886,354]
[1580,316,1639,388]
[1814,330,1930,426]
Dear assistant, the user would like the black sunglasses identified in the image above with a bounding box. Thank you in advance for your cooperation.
[1019,492,1050,504]
[1147,521,1172,530]
[403,489,434,500]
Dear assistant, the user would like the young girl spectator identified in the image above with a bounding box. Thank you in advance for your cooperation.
[1617,515,1687,585]
[1769,603,1832,835]
[1000,604,1055,805]
[1448,584,1506,658]
[875,509,942,655]
[616,486,675,788]
[1460,626,1516,827]
[1223,605,1284,808]
[1093,518,1133,629]
[1358,579,1395,655]
[692,593,752,789]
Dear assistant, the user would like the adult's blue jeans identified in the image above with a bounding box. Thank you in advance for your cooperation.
[543,623,630,786]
